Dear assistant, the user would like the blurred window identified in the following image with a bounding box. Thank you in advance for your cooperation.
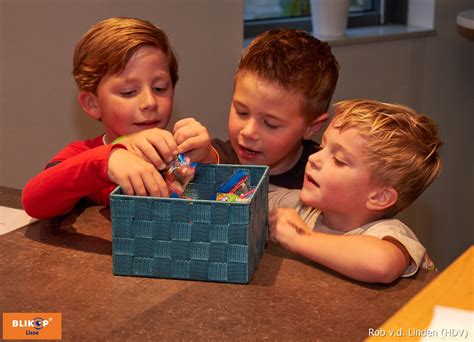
[244,0,407,38]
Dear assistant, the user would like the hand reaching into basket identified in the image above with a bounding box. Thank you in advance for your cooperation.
[107,119,212,197]
[107,147,170,197]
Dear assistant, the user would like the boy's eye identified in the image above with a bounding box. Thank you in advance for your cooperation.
[119,90,136,97]
[237,111,248,117]
[264,120,280,129]
[153,86,167,93]
[333,157,346,166]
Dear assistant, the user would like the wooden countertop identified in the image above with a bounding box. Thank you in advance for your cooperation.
[0,186,437,341]
[366,245,473,341]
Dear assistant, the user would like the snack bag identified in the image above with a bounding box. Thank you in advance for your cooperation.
[216,170,249,195]
[163,154,197,198]
[214,170,255,203]
[216,189,256,203]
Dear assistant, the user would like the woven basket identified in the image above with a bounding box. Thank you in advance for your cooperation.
[110,164,269,284]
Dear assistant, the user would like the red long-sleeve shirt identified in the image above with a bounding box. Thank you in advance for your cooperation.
[22,135,124,219]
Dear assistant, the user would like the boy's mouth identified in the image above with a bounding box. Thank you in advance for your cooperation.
[305,173,319,188]
[134,120,160,128]
[237,144,260,160]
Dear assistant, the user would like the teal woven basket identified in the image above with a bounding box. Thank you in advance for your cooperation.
[110,164,269,284]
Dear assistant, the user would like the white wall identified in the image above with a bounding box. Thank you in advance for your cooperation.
[331,0,474,269]
[0,0,241,188]
[1,0,472,269]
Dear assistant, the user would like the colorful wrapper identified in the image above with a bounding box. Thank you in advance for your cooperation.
[163,154,197,198]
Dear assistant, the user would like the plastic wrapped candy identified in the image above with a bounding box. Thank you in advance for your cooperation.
[216,189,256,203]
[214,169,255,203]
[162,153,197,198]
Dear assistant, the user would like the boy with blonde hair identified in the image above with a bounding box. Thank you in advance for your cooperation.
[269,99,442,283]
[23,17,214,219]
[211,29,339,189]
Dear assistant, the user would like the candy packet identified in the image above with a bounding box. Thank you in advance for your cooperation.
[162,153,197,198]
[216,188,256,203]
[214,170,255,203]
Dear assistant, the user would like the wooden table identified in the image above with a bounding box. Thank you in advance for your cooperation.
[0,186,438,341]
[366,246,473,341]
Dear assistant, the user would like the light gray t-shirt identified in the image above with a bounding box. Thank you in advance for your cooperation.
[269,190,433,277]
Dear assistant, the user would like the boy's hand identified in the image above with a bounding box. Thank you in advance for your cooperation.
[116,128,179,170]
[107,148,169,197]
[269,208,312,252]
[173,118,215,163]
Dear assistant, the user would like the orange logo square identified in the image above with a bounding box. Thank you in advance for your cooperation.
[2,313,61,340]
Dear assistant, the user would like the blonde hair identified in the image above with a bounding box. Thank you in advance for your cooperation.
[73,17,178,94]
[333,99,442,217]
[237,29,339,121]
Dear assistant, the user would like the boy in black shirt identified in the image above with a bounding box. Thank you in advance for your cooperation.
[211,29,339,190]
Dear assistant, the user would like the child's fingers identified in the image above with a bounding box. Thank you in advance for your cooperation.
[268,210,279,243]
[268,208,280,227]
[155,129,179,153]
[143,131,178,169]
[142,170,169,198]
[173,119,209,147]
[173,117,196,133]
[268,223,279,244]
[108,149,137,195]
[173,126,194,146]
[175,127,210,155]
[119,179,135,196]
[108,148,170,197]
[176,135,208,154]
[126,158,156,197]
[135,143,166,170]
[152,130,179,157]
[153,172,169,198]
[129,174,147,197]
[124,164,169,198]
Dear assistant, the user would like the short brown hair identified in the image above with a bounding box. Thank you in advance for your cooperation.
[73,17,178,94]
[333,99,442,217]
[237,29,339,121]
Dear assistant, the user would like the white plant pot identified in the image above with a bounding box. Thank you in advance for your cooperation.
[310,0,350,37]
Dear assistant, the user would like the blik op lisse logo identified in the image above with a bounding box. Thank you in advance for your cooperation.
[12,317,49,330]
[3,313,62,340]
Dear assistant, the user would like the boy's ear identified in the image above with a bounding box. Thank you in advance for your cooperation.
[366,187,398,211]
[303,113,329,139]
[77,91,101,120]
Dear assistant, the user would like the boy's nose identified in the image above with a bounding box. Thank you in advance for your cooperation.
[140,89,157,111]
[241,119,259,141]
[309,151,322,170]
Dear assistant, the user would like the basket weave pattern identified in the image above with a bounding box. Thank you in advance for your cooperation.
[110,164,269,283]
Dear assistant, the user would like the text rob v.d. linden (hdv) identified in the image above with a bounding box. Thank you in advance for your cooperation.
[368,327,469,339]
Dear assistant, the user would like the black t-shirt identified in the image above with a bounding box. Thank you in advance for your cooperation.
[211,139,318,189]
